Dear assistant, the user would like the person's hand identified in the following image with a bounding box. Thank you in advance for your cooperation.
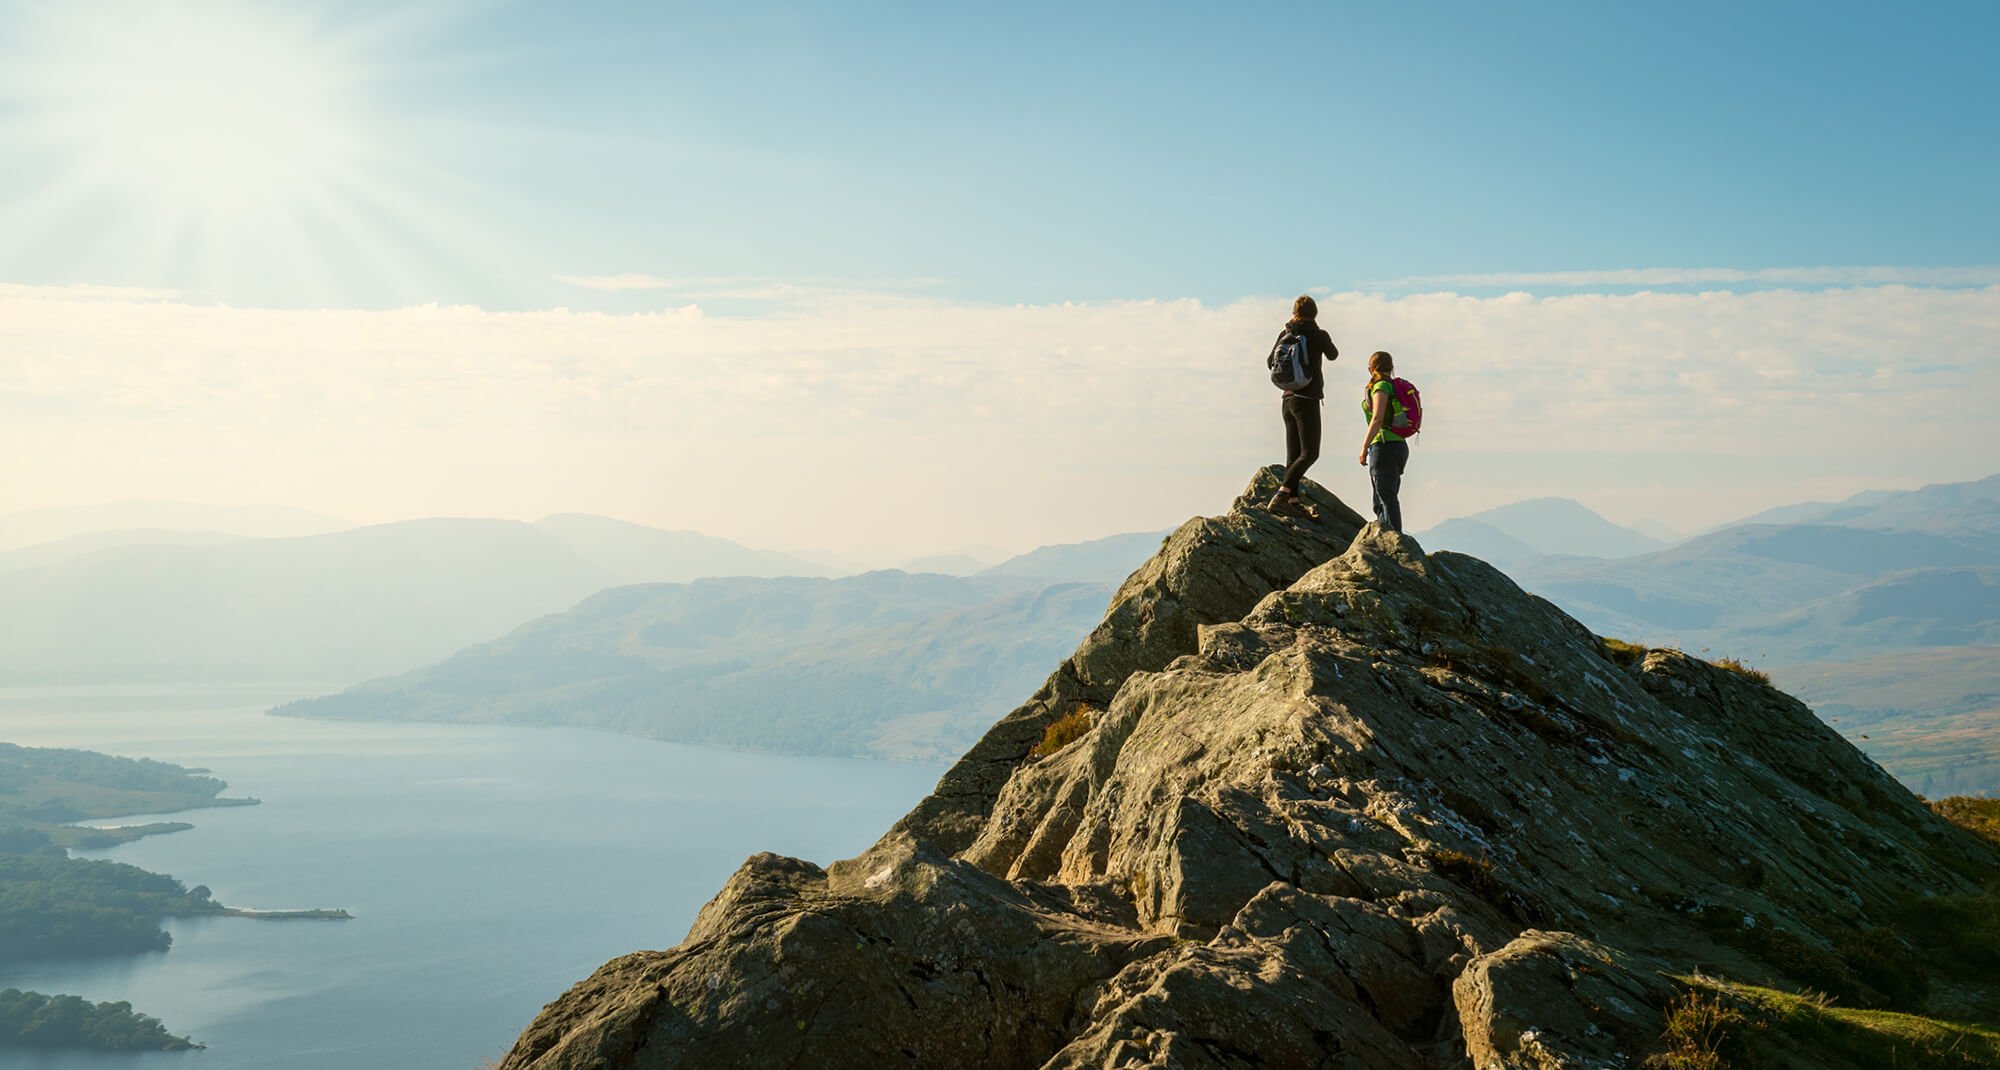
[1358,449,1369,466]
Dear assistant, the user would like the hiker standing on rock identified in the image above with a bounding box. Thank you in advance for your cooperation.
[1265,295,1338,516]
[1359,350,1415,532]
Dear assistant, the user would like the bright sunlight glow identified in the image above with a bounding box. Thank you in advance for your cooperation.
[51,11,360,200]
[0,2,512,304]
[6,4,365,222]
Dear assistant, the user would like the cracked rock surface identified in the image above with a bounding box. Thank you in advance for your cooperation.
[497,469,1994,1070]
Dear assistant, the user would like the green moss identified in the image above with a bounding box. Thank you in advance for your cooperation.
[1029,704,1094,758]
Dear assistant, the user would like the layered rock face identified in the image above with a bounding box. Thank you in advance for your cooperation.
[498,470,1994,1070]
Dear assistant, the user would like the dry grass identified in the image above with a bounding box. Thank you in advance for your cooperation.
[1642,989,1748,1070]
[1710,656,1772,685]
[1603,636,1650,668]
[1646,979,2000,1069]
[1030,704,1094,758]
[1933,796,2000,848]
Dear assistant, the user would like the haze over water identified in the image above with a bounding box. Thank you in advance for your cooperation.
[0,686,942,1070]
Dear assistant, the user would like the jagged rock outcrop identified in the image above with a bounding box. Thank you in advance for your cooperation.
[498,470,1996,1070]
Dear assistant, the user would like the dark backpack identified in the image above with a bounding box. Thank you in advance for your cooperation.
[1268,330,1311,391]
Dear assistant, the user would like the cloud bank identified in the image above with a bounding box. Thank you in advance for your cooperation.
[4,282,1996,559]
[1369,265,2000,290]
[557,273,682,291]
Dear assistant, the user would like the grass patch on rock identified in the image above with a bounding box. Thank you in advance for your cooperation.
[1933,796,2000,848]
[1649,980,2000,1069]
[1603,636,1650,668]
[1710,656,1772,685]
[1643,989,1750,1070]
[1029,704,1094,759]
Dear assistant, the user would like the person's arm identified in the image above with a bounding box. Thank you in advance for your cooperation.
[1359,385,1389,465]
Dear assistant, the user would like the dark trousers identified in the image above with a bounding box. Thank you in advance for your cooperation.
[1280,395,1321,493]
[1368,439,1410,532]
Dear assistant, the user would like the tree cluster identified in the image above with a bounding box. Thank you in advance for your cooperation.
[0,988,197,1051]
[0,853,216,961]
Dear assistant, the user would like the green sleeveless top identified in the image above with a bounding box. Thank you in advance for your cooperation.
[1363,379,1406,446]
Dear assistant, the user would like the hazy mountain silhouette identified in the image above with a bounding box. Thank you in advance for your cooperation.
[900,553,991,576]
[276,570,1113,759]
[1410,517,1543,567]
[1720,474,2000,540]
[980,530,1172,583]
[533,513,823,581]
[0,529,248,575]
[1416,497,1664,560]
[0,516,835,685]
[1628,516,1684,542]
[0,501,348,551]
[1517,508,2000,650]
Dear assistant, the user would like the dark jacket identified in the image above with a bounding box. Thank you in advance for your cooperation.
[1278,319,1338,399]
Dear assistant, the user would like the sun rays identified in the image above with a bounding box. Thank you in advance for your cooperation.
[0,0,524,305]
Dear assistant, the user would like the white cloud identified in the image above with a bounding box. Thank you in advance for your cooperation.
[0,282,181,302]
[3,283,1997,559]
[555,273,683,291]
[554,273,944,303]
[1366,265,2000,290]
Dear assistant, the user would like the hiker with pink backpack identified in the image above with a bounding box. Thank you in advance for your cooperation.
[1358,350,1421,533]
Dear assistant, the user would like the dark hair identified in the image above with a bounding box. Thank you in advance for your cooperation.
[1369,350,1394,381]
[1292,295,1317,321]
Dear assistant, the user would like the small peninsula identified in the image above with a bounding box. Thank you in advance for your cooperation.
[0,740,259,850]
[0,741,346,1053]
[0,989,199,1052]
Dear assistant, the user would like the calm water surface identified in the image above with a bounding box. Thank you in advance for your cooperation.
[0,686,945,1070]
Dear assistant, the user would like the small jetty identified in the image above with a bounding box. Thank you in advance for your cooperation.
[215,907,353,920]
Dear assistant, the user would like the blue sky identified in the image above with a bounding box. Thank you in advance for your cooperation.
[3,0,1995,309]
[1,2,1997,559]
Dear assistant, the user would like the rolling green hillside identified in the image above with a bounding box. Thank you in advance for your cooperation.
[1782,646,2000,798]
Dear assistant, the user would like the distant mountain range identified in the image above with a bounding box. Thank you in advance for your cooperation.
[0,501,349,551]
[1723,475,2000,536]
[979,529,1171,583]
[259,524,1178,759]
[0,515,824,685]
[1417,497,1666,562]
[900,553,990,576]
[16,480,2000,792]
[274,570,1116,759]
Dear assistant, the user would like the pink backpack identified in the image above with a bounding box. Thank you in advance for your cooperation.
[1391,377,1423,436]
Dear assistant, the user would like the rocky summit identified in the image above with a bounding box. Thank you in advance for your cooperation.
[497,470,1999,1070]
